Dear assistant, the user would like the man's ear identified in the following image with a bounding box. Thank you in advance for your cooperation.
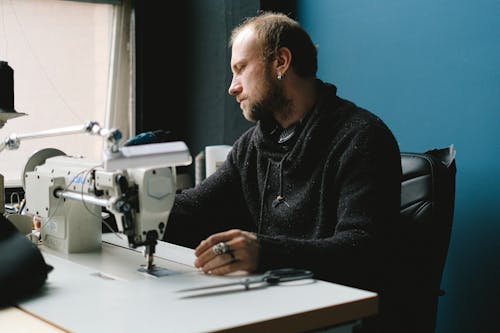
[275,47,292,73]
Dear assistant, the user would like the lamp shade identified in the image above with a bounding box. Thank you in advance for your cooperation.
[0,61,27,121]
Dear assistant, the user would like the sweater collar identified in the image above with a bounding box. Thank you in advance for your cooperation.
[254,79,338,164]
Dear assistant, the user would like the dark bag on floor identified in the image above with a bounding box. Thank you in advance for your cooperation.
[0,214,53,306]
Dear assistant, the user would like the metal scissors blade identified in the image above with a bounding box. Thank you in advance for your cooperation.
[177,268,313,292]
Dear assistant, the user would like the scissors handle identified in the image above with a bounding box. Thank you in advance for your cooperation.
[263,268,314,285]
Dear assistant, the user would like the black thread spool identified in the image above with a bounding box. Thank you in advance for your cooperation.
[0,61,16,113]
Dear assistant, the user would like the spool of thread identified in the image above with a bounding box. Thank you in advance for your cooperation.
[32,214,42,232]
[0,61,16,113]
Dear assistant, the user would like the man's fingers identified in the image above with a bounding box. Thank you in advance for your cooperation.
[207,259,245,275]
[194,229,243,256]
[197,250,240,273]
[194,239,237,269]
[193,229,258,274]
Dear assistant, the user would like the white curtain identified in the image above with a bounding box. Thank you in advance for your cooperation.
[105,0,134,141]
[0,0,133,187]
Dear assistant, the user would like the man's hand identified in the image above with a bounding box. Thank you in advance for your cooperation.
[194,229,259,275]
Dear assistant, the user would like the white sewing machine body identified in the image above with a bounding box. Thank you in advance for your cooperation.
[20,139,191,272]
[25,156,103,253]
[24,155,176,254]
[2,122,191,268]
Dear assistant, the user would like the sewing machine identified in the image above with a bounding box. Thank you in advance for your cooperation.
[3,121,191,271]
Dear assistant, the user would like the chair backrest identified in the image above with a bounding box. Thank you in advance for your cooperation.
[399,144,457,332]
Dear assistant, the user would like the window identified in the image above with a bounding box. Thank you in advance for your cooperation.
[0,0,132,188]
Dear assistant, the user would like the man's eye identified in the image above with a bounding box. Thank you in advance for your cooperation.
[234,65,245,74]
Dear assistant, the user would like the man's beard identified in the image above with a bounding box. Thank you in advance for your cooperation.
[246,70,291,123]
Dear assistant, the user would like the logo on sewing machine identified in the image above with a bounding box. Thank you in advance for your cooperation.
[71,176,86,185]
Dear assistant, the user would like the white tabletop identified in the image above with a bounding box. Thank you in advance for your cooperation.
[14,235,378,333]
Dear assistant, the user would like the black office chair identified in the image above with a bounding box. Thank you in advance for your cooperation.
[399,144,457,332]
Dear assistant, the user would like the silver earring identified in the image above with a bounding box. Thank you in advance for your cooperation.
[277,72,283,80]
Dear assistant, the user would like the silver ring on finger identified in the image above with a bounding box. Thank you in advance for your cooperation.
[212,242,230,255]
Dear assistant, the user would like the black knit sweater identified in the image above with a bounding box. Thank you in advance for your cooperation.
[165,80,402,292]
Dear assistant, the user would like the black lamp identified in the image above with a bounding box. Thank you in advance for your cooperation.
[0,61,27,127]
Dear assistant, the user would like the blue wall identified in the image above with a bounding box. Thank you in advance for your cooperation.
[297,1,500,332]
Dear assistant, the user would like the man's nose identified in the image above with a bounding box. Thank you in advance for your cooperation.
[228,77,241,96]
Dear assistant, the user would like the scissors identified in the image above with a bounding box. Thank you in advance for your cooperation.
[178,268,314,292]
